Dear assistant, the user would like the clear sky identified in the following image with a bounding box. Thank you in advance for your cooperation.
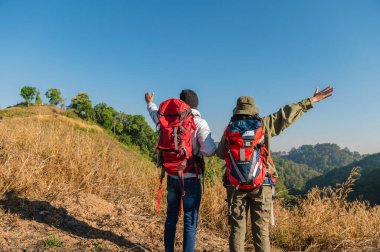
[0,0,379,154]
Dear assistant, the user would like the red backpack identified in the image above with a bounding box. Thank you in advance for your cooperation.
[156,98,196,212]
[224,119,270,190]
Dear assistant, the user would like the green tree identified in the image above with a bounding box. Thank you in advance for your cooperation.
[59,98,66,110]
[121,114,157,156]
[20,86,37,106]
[70,92,95,120]
[35,90,43,105]
[273,154,320,193]
[94,102,118,130]
[112,111,125,135]
[45,88,63,106]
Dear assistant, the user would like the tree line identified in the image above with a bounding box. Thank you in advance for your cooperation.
[20,86,64,108]
[18,86,157,157]
[273,143,362,174]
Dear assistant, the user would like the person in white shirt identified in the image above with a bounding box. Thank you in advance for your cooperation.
[145,89,216,252]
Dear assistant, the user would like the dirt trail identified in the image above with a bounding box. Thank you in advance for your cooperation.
[0,191,229,251]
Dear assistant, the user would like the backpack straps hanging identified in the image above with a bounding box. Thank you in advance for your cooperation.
[177,159,187,216]
[156,167,166,212]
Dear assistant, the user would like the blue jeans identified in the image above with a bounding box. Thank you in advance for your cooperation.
[164,175,202,252]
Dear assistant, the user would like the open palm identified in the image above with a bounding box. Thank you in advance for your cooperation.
[310,86,334,103]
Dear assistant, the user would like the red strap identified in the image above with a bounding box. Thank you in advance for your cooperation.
[268,156,274,166]
[261,144,274,166]
[157,168,165,212]
[178,169,185,217]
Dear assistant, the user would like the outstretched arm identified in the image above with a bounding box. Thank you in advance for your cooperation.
[263,86,334,137]
[145,92,159,125]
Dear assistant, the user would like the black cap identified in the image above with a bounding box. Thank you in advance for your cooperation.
[180,89,199,109]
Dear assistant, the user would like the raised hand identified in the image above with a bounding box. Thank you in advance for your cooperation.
[310,86,334,103]
[145,92,155,104]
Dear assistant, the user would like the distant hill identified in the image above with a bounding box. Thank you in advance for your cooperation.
[272,155,320,194]
[305,153,380,205]
[277,143,362,174]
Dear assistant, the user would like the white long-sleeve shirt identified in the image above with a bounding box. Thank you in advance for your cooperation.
[147,102,216,178]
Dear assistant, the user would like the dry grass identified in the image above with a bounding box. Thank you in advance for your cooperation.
[0,106,379,251]
[0,106,228,250]
[199,167,380,251]
[0,111,159,210]
[271,168,380,251]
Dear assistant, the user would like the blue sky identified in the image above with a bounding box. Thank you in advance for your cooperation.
[0,0,379,154]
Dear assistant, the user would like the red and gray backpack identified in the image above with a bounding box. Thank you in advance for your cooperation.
[156,98,196,212]
[223,119,272,190]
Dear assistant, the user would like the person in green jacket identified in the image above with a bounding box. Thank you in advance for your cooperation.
[216,86,334,252]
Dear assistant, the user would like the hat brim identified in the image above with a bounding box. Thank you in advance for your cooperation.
[233,107,259,115]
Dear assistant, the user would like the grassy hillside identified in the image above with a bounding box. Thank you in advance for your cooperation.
[0,105,379,251]
[305,153,380,205]
[0,105,157,203]
[0,106,228,251]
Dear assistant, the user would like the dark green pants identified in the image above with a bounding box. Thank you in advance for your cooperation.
[227,185,273,252]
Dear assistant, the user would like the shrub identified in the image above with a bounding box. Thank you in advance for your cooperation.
[43,236,64,247]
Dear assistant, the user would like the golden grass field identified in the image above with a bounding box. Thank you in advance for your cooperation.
[0,106,379,251]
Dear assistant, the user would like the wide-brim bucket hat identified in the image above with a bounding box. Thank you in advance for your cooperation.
[233,96,260,115]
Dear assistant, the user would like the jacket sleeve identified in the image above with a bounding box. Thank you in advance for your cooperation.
[146,102,159,125]
[197,119,217,157]
[216,133,226,159]
[262,98,313,137]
